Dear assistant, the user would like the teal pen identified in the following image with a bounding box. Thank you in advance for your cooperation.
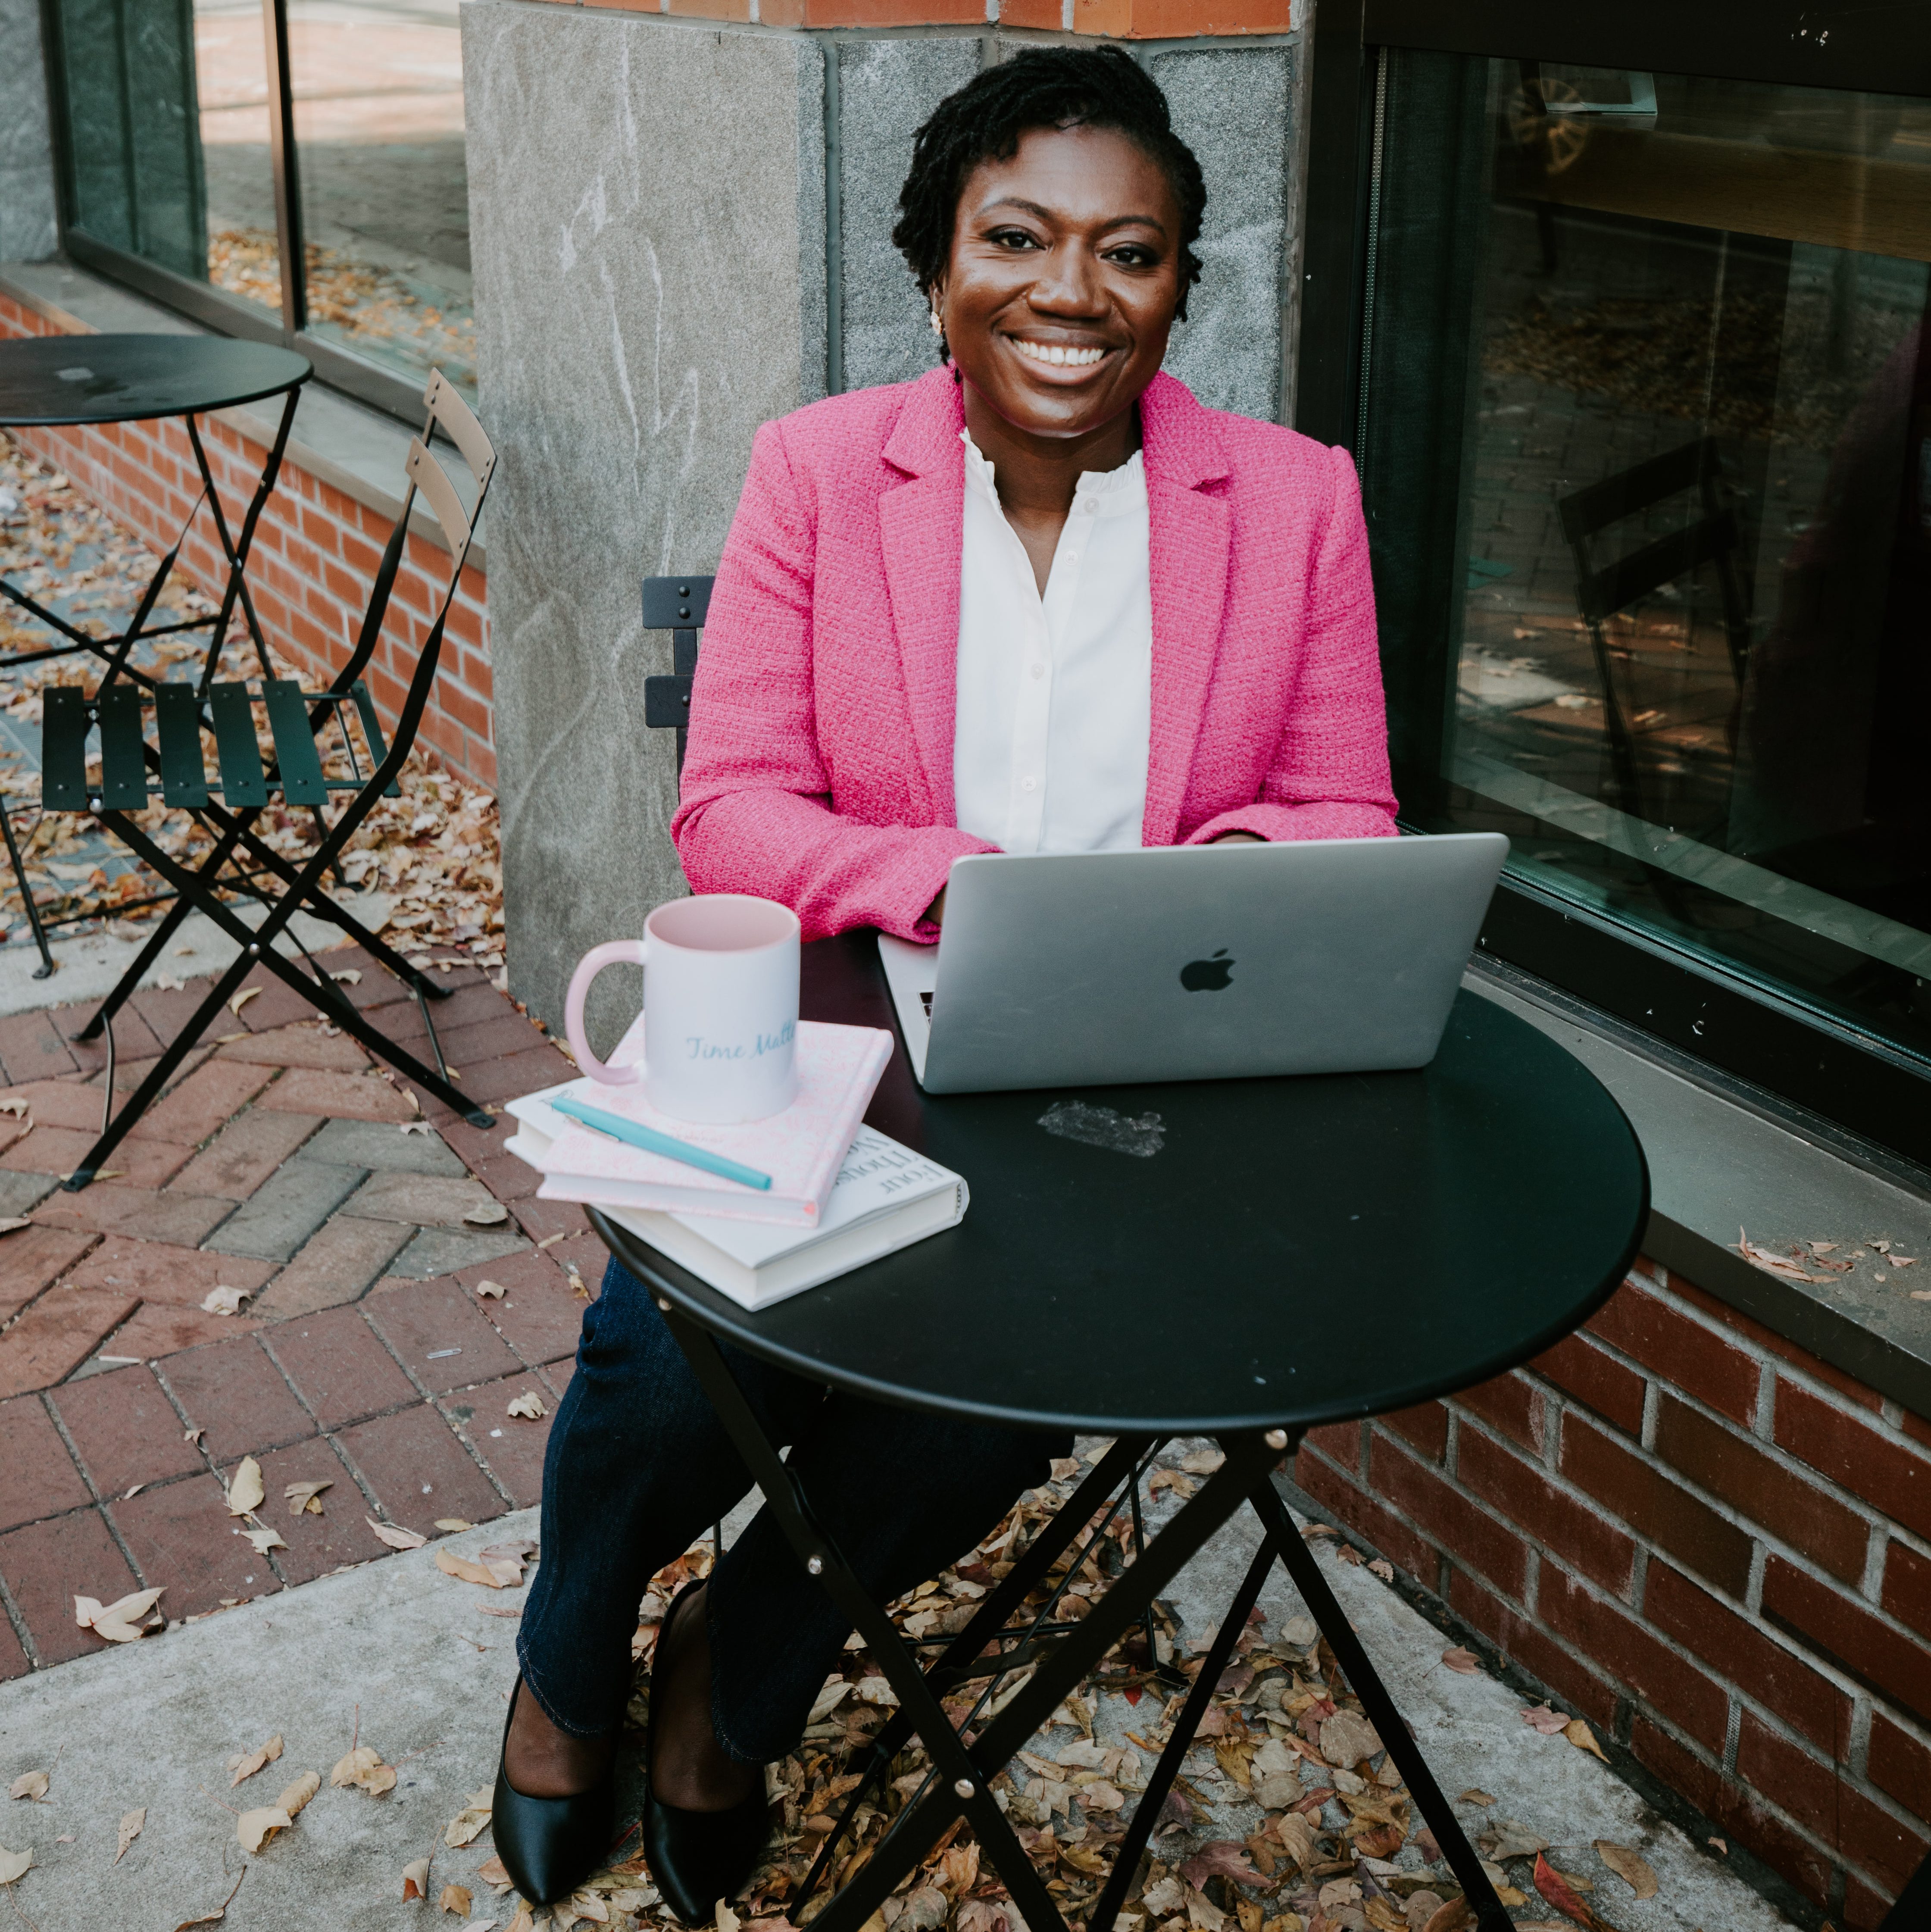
[551,1095,774,1191]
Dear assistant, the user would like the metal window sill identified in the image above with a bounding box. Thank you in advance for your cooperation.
[0,256,484,572]
[1466,954,1931,1417]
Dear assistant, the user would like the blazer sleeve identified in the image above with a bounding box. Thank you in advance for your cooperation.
[670,420,998,943]
[1183,445,1400,846]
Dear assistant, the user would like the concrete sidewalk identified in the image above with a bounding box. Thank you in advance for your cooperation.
[0,1465,1797,1932]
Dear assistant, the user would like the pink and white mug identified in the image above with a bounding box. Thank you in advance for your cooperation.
[564,894,800,1123]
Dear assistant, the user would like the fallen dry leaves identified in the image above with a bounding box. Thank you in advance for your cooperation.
[286,1480,331,1517]
[402,1855,432,1900]
[330,1744,398,1797]
[6,1774,45,1803]
[0,1844,30,1885]
[506,1390,547,1420]
[1440,1647,1481,1675]
[367,1516,427,1551]
[439,1882,473,1914]
[435,1545,518,1589]
[443,1787,492,1848]
[1565,1717,1608,1760]
[1594,1839,1658,1898]
[225,1458,265,1517]
[75,1586,164,1643]
[279,1770,321,1818]
[1534,1850,1609,1928]
[200,1285,253,1316]
[227,1733,283,1787]
[237,1804,292,1852]
[114,1807,144,1864]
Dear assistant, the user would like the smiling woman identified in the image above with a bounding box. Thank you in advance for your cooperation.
[488,47,1400,1916]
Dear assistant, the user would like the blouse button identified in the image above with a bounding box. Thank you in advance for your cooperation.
[1021,776,1038,791]
[1030,663,1046,679]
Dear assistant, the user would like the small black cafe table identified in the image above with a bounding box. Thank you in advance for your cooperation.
[0,334,310,972]
[591,933,1649,1932]
[0,334,310,695]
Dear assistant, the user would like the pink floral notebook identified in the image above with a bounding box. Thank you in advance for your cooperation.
[508,1017,894,1228]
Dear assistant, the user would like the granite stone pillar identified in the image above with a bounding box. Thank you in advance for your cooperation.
[0,0,60,262]
[463,3,827,1044]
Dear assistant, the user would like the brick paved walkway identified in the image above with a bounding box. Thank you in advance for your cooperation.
[0,948,598,1678]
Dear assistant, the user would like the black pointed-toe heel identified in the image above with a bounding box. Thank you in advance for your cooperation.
[642,1583,772,1925]
[492,1676,618,1907]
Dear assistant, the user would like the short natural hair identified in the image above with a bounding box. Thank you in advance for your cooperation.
[892,47,1206,341]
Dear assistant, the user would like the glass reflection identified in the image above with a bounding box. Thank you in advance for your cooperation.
[195,0,286,314]
[1367,56,1931,1061]
[287,0,476,395]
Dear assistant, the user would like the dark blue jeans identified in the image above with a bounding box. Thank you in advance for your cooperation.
[518,1257,1068,1764]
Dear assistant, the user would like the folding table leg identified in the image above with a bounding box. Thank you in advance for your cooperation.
[186,398,295,688]
[799,1437,1156,1899]
[0,802,54,978]
[658,1303,1069,1932]
[653,1295,1285,1932]
[806,1439,1278,1932]
[1247,1479,1512,1931]
[1083,1537,1275,1932]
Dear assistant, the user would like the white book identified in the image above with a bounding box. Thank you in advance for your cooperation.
[504,1111,968,1311]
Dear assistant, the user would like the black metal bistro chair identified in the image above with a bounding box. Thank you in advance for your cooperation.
[1558,435,1752,824]
[641,573,713,771]
[40,369,498,1187]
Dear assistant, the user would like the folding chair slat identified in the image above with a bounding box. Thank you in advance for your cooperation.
[97,687,148,810]
[41,688,91,810]
[153,683,211,808]
[262,680,328,804]
[349,681,402,797]
[208,682,269,807]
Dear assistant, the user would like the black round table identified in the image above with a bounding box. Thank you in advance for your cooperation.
[591,932,1647,1932]
[0,333,311,972]
[0,334,310,425]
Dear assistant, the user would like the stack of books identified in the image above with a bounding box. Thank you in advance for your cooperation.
[503,1016,968,1310]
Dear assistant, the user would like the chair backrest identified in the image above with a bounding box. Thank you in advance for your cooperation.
[642,574,715,750]
[1557,436,1750,679]
[336,371,497,705]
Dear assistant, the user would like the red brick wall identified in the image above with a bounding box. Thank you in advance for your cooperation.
[0,292,494,790]
[1298,1255,1931,1929]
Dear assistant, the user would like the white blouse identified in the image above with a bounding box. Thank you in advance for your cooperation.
[951,431,1153,856]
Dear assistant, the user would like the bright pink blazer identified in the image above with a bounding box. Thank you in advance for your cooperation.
[672,366,1398,942]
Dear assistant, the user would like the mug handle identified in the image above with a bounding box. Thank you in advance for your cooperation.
[564,939,648,1085]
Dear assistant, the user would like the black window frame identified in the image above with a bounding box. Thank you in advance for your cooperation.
[34,0,438,424]
[1298,0,1931,1170]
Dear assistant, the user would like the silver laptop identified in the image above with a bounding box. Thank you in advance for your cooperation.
[878,833,1508,1093]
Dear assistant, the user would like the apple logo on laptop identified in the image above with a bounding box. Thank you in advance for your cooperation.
[1180,949,1234,992]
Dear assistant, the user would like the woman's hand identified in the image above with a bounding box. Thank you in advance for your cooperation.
[924,885,948,927]
[1212,831,1264,844]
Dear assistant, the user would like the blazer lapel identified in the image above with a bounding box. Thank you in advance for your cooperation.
[878,372,968,824]
[1140,373,1232,847]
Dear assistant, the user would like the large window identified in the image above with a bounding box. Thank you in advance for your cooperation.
[1304,2,1931,1163]
[41,0,474,415]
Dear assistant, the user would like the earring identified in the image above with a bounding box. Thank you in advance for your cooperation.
[929,306,944,339]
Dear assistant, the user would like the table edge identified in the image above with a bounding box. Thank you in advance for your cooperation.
[588,1138,1651,1434]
